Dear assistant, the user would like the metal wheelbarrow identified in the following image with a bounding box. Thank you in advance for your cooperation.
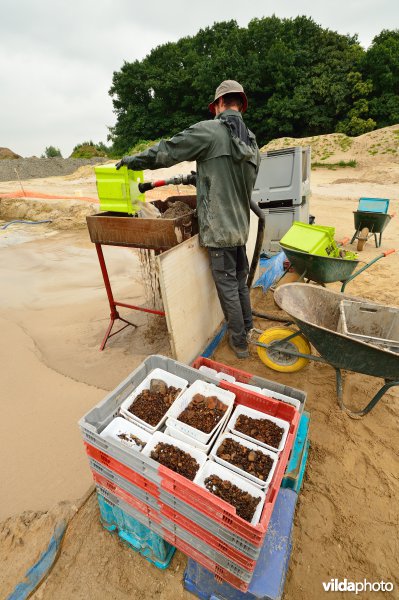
[249,283,399,418]
[280,244,395,292]
[350,198,394,250]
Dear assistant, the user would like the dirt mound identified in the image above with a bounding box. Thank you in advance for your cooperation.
[0,197,98,229]
[0,499,77,599]
[0,147,21,160]
[0,157,108,182]
[262,124,399,166]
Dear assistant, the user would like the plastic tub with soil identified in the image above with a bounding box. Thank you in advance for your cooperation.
[194,461,266,525]
[142,431,207,481]
[166,380,235,444]
[119,368,188,432]
[100,416,152,452]
[211,432,278,489]
[228,405,290,453]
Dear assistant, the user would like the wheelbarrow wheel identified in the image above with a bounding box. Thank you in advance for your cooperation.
[257,327,311,373]
[357,227,369,251]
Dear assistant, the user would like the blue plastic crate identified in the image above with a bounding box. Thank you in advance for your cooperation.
[358,198,389,214]
[282,412,310,493]
[96,492,175,569]
[184,488,297,600]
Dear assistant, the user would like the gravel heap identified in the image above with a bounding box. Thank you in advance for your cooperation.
[0,157,108,182]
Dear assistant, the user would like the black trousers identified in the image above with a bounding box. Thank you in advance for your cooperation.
[208,246,253,348]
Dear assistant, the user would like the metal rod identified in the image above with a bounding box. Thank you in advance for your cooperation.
[335,369,399,417]
[115,301,165,317]
[252,340,327,363]
[341,254,385,292]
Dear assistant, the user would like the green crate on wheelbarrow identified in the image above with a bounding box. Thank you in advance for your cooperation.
[350,198,394,251]
[280,222,337,257]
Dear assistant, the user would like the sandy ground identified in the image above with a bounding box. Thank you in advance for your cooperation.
[0,135,398,599]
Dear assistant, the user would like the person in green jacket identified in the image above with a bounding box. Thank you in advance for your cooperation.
[116,80,261,358]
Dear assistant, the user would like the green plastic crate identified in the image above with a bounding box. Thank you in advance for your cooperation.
[94,164,145,214]
[280,222,336,256]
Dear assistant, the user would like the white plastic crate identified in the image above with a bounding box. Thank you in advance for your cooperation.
[119,368,188,432]
[164,424,211,454]
[214,372,236,384]
[227,405,290,453]
[142,431,207,479]
[166,380,235,445]
[194,461,266,526]
[210,432,278,490]
[198,365,236,383]
[233,382,262,394]
[100,416,152,451]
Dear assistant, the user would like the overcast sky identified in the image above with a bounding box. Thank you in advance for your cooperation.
[1,0,398,158]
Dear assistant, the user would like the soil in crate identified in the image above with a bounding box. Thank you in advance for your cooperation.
[151,442,200,481]
[177,394,228,434]
[235,415,284,449]
[161,201,193,219]
[117,432,146,449]
[204,475,260,523]
[216,438,274,482]
[127,379,181,427]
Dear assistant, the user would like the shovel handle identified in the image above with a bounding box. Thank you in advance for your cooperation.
[383,248,395,256]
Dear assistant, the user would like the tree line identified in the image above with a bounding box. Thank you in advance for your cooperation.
[107,16,399,154]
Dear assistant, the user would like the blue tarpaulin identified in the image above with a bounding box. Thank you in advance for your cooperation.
[7,522,66,600]
[253,252,286,292]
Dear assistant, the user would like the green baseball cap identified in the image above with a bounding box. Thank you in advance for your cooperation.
[208,80,248,115]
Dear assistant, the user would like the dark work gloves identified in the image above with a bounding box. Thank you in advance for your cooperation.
[115,156,135,170]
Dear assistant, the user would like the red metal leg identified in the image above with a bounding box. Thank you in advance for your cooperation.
[95,243,165,350]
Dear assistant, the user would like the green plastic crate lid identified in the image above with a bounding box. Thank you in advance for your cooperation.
[95,164,145,214]
[280,222,336,255]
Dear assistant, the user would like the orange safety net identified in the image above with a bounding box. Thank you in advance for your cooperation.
[0,190,99,203]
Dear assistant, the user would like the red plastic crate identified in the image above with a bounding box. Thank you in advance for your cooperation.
[160,384,299,546]
[92,464,256,572]
[85,443,159,497]
[85,388,299,547]
[192,357,255,384]
[91,471,161,523]
[160,503,256,571]
[161,529,250,592]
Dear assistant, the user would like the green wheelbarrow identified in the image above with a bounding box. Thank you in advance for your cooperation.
[250,283,399,417]
[350,198,395,250]
[279,243,395,292]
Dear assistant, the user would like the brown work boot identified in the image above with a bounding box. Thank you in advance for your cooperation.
[228,333,250,359]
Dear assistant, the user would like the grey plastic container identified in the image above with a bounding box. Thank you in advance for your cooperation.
[91,454,260,559]
[91,448,261,558]
[79,355,217,484]
[158,489,261,559]
[96,486,164,536]
[89,458,159,511]
[339,299,399,353]
[96,486,254,582]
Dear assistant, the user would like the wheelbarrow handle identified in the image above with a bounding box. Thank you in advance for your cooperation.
[341,249,395,292]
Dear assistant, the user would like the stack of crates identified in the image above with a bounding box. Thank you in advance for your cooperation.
[79,355,306,591]
[185,358,310,600]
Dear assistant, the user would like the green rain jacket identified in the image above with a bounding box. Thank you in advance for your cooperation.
[126,109,261,247]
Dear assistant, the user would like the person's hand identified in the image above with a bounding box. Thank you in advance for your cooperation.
[115,156,136,170]
[115,158,126,170]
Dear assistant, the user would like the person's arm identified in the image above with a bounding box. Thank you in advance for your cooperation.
[116,122,212,171]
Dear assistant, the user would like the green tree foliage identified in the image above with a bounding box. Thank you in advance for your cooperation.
[362,29,399,127]
[70,141,111,158]
[109,18,398,152]
[42,145,62,158]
